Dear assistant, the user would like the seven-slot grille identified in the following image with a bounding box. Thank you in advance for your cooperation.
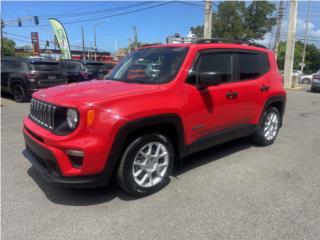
[29,98,56,130]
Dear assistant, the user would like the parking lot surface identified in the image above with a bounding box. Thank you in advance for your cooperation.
[2,90,320,240]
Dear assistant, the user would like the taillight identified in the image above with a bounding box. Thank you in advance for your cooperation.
[24,72,40,79]
[314,75,320,80]
[80,71,89,78]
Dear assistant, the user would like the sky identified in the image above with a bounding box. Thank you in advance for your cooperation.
[1,1,320,53]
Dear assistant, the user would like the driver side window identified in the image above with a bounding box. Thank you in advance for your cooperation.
[196,52,234,84]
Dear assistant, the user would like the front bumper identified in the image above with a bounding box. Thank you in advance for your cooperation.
[23,129,110,188]
[23,116,117,188]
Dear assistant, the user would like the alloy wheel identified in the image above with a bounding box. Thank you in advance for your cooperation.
[263,112,279,141]
[132,142,169,188]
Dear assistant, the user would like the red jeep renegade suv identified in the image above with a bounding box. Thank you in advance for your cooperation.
[23,39,286,196]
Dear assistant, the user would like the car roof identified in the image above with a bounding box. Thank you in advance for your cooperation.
[140,40,270,54]
[2,56,58,64]
[59,60,104,64]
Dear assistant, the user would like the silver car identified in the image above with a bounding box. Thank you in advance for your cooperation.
[311,72,320,92]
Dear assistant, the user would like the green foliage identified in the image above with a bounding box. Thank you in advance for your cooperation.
[15,51,33,58]
[2,37,16,56]
[191,1,276,40]
[277,41,320,74]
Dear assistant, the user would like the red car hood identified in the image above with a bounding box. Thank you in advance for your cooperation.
[33,80,159,107]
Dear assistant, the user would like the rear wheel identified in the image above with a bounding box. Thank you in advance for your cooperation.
[12,83,28,103]
[302,78,311,84]
[252,107,281,146]
[117,133,174,197]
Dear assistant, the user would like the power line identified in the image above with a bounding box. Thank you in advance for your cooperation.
[4,31,111,51]
[36,1,156,18]
[5,1,177,27]
[176,1,203,8]
[269,32,320,42]
[62,1,177,25]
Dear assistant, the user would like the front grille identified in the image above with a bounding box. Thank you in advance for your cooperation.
[29,98,56,130]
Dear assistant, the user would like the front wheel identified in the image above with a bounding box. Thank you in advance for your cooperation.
[12,83,28,102]
[117,133,174,197]
[252,107,281,146]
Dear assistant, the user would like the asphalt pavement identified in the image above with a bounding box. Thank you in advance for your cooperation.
[1,89,320,240]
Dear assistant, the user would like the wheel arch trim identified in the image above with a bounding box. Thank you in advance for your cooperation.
[99,113,186,184]
[261,95,286,126]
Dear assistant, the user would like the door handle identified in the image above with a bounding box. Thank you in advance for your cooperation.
[261,85,270,92]
[226,91,238,99]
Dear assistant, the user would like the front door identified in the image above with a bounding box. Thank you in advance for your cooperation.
[185,51,241,144]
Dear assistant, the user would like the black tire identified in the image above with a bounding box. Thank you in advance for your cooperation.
[11,83,28,103]
[252,107,281,146]
[117,133,174,197]
[302,78,310,84]
[310,87,316,92]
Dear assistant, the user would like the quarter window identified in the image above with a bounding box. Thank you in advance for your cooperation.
[238,52,269,80]
[1,60,27,72]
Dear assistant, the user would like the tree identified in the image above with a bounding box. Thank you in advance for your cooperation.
[191,1,276,40]
[277,41,320,73]
[2,37,16,56]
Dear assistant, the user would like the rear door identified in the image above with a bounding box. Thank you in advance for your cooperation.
[1,60,11,91]
[230,50,271,125]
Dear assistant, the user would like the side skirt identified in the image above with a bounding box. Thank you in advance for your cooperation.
[186,124,257,156]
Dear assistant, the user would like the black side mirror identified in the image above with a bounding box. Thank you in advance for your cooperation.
[197,72,221,89]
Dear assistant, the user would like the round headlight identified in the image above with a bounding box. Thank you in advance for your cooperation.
[66,109,79,129]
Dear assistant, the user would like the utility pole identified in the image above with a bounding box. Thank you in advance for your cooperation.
[94,28,97,61]
[133,26,138,49]
[273,0,285,57]
[128,38,131,53]
[114,40,118,53]
[283,0,298,89]
[203,0,212,39]
[81,26,85,60]
[300,0,311,73]
[1,19,3,58]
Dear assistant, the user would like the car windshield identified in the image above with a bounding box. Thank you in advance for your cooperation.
[31,62,61,71]
[107,47,188,84]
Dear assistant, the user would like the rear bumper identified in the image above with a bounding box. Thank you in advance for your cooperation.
[23,130,109,188]
[311,80,320,87]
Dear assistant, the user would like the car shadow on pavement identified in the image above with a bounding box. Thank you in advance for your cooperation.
[173,138,253,177]
[27,167,137,205]
[1,92,14,101]
[24,138,253,206]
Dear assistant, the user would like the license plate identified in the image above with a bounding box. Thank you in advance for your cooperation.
[48,75,56,80]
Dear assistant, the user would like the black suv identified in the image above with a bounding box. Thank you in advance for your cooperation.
[1,57,67,102]
[59,60,113,83]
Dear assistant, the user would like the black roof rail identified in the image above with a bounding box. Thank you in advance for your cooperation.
[193,38,267,49]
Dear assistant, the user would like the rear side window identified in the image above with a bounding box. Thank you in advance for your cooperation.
[1,60,28,72]
[238,52,269,80]
[196,53,233,83]
[1,61,10,71]
[31,62,61,71]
